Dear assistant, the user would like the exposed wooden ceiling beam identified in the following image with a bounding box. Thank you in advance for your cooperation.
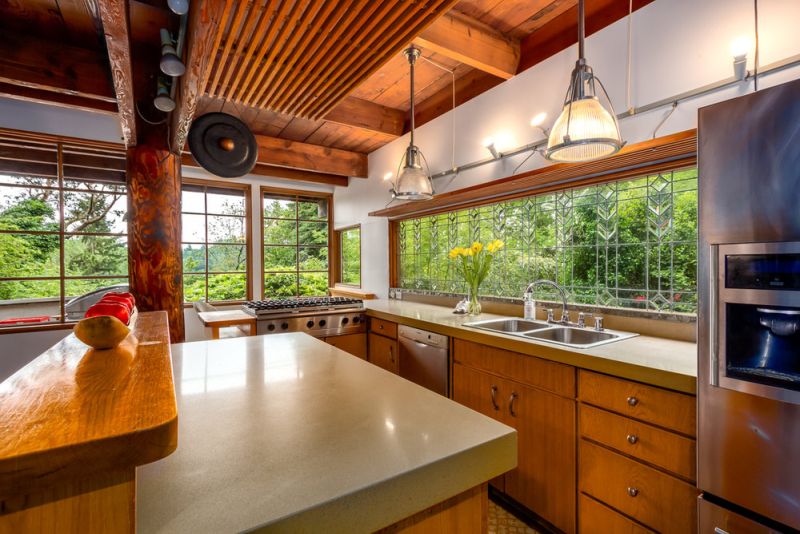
[414,11,519,80]
[180,154,348,187]
[97,0,137,146]
[255,135,368,178]
[0,32,115,101]
[323,97,405,138]
[170,0,232,154]
[0,82,118,116]
[518,0,654,73]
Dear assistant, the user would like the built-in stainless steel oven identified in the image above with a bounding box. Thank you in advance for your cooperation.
[711,242,800,405]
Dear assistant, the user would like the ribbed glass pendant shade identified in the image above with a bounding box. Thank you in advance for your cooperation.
[394,146,433,200]
[546,97,622,162]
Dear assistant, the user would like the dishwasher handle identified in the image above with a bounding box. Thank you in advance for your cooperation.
[398,325,449,349]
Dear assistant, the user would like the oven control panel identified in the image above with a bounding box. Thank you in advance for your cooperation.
[256,312,366,338]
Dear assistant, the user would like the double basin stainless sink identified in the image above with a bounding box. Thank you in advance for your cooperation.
[462,318,637,349]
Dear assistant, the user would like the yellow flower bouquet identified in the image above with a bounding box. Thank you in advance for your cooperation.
[448,239,505,315]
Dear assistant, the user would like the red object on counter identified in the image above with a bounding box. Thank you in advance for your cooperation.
[101,291,135,308]
[100,294,135,310]
[0,316,51,325]
[85,301,131,325]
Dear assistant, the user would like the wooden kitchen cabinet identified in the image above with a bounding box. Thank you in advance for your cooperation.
[368,332,398,374]
[453,342,577,534]
[325,333,367,359]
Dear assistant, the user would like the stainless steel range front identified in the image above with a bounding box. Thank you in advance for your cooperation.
[698,78,800,532]
[242,297,366,337]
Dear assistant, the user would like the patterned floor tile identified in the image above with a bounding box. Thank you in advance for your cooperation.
[487,500,541,534]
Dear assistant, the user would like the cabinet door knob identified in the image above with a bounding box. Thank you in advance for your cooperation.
[627,396,639,406]
[509,392,519,417]
[627,487,639,497]
[490,385,499,411]
[627,434,639,444]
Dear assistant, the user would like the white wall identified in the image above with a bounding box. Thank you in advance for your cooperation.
[334,0,800,298]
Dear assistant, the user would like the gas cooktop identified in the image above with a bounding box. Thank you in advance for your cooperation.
[242,297,364,317]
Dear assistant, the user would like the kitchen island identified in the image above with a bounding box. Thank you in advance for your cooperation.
[137,333,517,533]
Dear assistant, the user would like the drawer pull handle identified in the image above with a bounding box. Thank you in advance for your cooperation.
[490,385,499,411]
[627,487,639,497]
[627,434,639,444]
[509,392,519,417]
[627,396,639,407]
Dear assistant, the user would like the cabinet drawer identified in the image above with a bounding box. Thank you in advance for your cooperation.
[579,440,697,534]
[453,339,575,397]
[579,404,696,481]
[579,493,654,534]
[368,332,398,373]
[369,317,397,339]
[578,371,695,436]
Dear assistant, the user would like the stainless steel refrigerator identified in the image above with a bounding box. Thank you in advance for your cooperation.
[698,78,800,532]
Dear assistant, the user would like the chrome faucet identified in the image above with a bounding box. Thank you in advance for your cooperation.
[524,280,569,324]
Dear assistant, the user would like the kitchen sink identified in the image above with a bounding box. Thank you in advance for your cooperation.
[462,318,551,333]
[521,326,634,348]
[463,317,637,349]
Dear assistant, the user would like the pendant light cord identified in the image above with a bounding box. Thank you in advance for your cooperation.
[578,0,585,59]
[408,52,416,147]
[753,0,760,91]
[420,55,457,176]
[626,0,633,113]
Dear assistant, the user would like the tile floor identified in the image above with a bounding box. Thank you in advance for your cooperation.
[487,500,540,534]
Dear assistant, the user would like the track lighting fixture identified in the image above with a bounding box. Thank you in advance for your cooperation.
[167,0,189,15]
[160,29,185,77]
[483,138,500,159]
[154,76,176,112]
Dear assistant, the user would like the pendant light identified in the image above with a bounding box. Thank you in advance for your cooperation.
[391,46,433,201]
[545,0,624,162]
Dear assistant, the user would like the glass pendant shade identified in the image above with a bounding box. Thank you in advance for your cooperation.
[546,96,622,162]
[394,146,433,200]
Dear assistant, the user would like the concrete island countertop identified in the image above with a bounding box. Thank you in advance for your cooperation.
[365,300,697,394]
[136,333,517,533]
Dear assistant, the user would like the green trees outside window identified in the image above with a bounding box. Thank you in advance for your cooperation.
[398,168,698,314]
[0,136,129,325]
[263,190,330,297]
[338,226,361,287]
[182,182,250,302]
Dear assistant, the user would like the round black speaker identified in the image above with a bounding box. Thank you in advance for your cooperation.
[187,112,258,178]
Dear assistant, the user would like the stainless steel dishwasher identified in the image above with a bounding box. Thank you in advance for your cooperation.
[398,325,449,396]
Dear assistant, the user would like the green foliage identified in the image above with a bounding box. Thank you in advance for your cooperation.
[341,228,361,286]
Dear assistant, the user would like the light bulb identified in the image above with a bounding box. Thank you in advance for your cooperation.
[530,112,547,127]
[730,35,751,60]
[383,172,393,181]
[168,0,189,15]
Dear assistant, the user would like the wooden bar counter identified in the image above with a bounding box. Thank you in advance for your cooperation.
[0,311,178,533]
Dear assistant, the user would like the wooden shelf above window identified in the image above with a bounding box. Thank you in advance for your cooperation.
[369,130,697,220]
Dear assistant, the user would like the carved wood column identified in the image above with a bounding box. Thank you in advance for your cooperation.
[127,145,185,342]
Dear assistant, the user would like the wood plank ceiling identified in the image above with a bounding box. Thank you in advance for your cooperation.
[0,0,655,185]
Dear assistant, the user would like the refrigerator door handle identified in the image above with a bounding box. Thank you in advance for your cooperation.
[709,244,720,386]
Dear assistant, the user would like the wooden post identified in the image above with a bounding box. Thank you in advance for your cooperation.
[126,145,185,342]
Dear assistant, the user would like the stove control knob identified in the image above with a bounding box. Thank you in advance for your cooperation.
[306,320,315,328]
[341,317,349,325]
[319,319,326,327]
[281,322,289,330]
[353,316,360,324]
[267,324,276,332]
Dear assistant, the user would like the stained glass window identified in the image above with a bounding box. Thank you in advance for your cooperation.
[397,168,698,313]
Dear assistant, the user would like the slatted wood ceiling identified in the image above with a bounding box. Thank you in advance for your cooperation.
[204,0,461,120]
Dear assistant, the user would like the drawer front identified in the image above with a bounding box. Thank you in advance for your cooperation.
[369,317,397,339]
[579,493,654,534]
[579,404,696,481]
[699,497,783,534]
[579,440,697,534]
[368,332,398,374]
[578,370,696,436]
[453,339,575,397]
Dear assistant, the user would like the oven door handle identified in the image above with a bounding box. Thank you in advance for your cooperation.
[709,244,719,386]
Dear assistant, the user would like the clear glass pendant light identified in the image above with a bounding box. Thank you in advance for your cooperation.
[393,47,434,200]
[546,0,623,162]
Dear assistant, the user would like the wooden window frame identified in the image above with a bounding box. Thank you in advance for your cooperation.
[334,224,362,288]
[260,186,334,299]
[384,130,698,289]
[0,128,128,334]
[181,178,253,305]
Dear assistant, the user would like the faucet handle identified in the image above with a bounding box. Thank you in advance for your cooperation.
[594,316,604,331]
[577,312,592,328]
[546,308,555,323]
[560,310,570,324]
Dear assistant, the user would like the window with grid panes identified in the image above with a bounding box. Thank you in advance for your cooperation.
[397,168,698,314]
[0,133,129,327]
[262,189,331,297]
[181,181,250,302]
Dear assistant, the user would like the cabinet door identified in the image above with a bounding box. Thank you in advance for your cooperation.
[368,332,398,374]
[505,381,577,534]
[453,362,510,492]
[326,333,367,359]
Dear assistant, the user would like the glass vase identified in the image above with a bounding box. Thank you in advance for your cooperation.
[467,284,482,315]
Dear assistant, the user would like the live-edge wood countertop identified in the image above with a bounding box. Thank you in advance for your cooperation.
[0,311,178,498]
[365,300,697,394]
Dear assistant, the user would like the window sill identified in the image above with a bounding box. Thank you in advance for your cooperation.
[0,322,76,335]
